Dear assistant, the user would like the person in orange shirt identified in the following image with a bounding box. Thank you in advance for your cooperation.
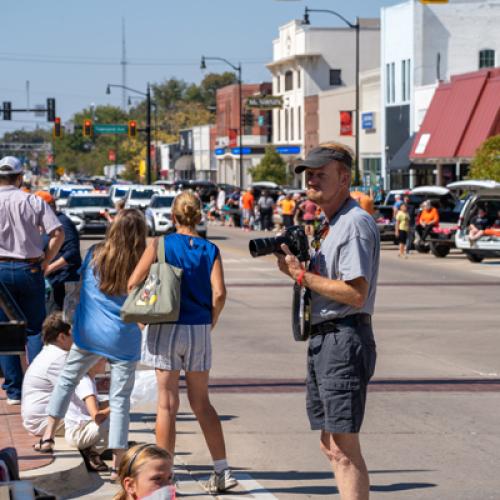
[241,188,255,231]
[416,200,439,243]
[279,193,296,228]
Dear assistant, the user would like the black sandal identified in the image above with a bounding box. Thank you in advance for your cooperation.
[33,438,55,453]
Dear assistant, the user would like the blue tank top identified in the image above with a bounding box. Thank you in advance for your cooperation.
[163,233,219,325]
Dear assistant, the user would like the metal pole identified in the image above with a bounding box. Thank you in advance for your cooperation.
[238,66,243,188]
[354,20,360,186]
[146,83,152,185]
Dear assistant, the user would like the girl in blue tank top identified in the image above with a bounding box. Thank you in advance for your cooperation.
[129,191,238,494]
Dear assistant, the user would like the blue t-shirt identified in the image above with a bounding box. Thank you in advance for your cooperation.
[163,233,219,325]
[72,247,141,362]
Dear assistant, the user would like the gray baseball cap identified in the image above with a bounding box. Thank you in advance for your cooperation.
[0,156,23,175]
[294,147,353,174]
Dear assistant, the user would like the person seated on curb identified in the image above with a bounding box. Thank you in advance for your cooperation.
[468,207,490,245]
[64,358,110,472]
[21,312,73,437]
[114,444,175,500]
[22,312,106,470]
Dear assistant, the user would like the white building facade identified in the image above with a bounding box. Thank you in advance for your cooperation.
[267,18,380,172]
[319,68,382,188]
[381,0,500,188]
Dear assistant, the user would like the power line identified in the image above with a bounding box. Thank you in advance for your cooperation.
[0,55,268,67]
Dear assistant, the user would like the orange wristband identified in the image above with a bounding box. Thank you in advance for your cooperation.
[296,270,306,287]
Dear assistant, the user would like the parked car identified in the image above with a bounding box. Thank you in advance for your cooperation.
[124,185,165,210]
[63,193,116,234]
[183,180,218,203]
[217,183,239,195]
[109,183,134,205]
[374,189,412,242]
[145,194,175,236]
[145,194,207,238]
[410,186,464,257]
[449,180,500,262]
[54,184,93,210]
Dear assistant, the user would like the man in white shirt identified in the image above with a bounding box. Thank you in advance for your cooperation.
[21,313,72,436]
[22,312,109,471]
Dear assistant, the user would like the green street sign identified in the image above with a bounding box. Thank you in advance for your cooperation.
[93,124,128,135]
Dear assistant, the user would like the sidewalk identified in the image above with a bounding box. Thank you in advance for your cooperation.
[0,383,53,472]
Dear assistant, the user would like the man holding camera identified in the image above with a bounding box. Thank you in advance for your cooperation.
[275,143,379,500]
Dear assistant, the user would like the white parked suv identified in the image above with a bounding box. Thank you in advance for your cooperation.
[449,180,500,262]
[124,185,165,210]
[145,194,207,238]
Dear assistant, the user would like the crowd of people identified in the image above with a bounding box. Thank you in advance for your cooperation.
[206,186,322,233]
[0,156,237,497]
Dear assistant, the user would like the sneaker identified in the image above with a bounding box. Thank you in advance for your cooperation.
[6,398,21,406]
[205,469,238,494]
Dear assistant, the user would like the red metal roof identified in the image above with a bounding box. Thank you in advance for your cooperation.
[410,68,500,161]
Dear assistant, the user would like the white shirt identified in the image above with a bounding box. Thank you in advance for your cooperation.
[21,344,93,436]
[22,344,67,435]
[217,190,226,211]
[64,375,95,430]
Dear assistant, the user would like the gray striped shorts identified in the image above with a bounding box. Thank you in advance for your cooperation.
[141,323,212,372]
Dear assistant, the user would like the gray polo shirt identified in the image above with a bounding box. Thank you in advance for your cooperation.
[310,198,380,324]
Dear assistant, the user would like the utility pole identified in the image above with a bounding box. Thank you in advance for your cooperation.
[121,18,127,112]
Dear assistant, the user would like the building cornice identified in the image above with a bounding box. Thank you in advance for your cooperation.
[266,53,322,71]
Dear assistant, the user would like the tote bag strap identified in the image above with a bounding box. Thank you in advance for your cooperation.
[157,236,166,265]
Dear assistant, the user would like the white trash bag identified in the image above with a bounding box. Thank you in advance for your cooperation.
[130,370,158,408]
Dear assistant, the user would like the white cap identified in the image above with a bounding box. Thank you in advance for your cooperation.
[0,156,23,175]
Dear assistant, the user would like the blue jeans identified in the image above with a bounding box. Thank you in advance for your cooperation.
[0,261,45,400]
[47,345,137,449]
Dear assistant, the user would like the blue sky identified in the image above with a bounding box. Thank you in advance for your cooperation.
[0,0,398,134]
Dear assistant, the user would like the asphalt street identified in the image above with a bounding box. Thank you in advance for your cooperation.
[80,225,500,499]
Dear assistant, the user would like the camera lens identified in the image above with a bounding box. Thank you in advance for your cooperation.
[249,237,278,257]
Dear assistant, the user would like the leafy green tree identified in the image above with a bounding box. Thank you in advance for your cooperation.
[199,71,237,108]
[469,135,500,181]
[249,146,288,185]
[152,78,188,110]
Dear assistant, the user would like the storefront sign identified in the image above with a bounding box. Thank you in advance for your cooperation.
[362,112,374,130]
[340,111,353,136]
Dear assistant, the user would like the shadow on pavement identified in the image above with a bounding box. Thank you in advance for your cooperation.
[208,236,228,241]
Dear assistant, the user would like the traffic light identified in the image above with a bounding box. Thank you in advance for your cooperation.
[2,102,12,121]
[83,119,93,137]
[47,98,56,122]
[243,111,254,127]
[53,117,62,138]
[128,120,137,138]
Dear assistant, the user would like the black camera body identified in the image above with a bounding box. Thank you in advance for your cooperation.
[249,225,310,262]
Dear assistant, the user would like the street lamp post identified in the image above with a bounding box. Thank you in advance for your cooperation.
[106,82,153,184]
[303,7,361,186]
[201,56,244,188]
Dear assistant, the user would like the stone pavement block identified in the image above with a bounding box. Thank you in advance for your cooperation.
[0,384,53,472]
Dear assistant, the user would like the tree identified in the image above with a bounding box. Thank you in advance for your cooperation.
[469,135,500,181]
[199,71,237,108]
[249,147,288,185]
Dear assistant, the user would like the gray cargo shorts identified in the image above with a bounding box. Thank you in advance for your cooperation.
[306,322,376,434]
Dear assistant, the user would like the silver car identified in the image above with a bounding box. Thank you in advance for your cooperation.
[124,186,165,210]
[63,193,116,234]
[145,194,207,238]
